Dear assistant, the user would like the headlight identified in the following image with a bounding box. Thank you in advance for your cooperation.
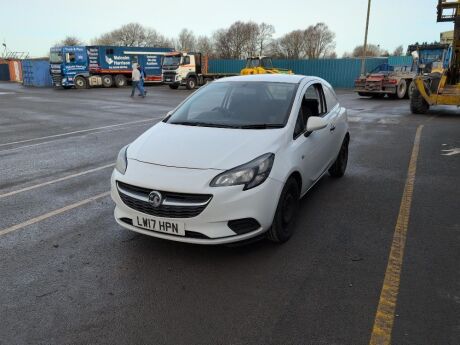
[115,145,129,174]
[210,153,274,190]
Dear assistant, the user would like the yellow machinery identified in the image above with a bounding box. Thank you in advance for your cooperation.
[240,56,293,75]
[411,0,460,113]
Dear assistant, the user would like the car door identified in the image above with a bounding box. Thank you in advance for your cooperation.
[290,82,331,194]
[322,83,346,166]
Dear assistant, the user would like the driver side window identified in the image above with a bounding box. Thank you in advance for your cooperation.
[293,83,326,139]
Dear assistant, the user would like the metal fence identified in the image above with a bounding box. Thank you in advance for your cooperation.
[208,57,414,88]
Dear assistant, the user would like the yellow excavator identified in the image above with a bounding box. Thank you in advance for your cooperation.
[240,56,293,75]
[411,0,460,113]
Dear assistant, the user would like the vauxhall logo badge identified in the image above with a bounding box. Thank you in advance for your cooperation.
[148,191,162,208]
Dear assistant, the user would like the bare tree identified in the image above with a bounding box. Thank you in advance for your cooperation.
[92,23,172,48]
[257,23,275,56]
[226,21,253,59]
[351,44,381,57]
[392,45,404,56]
[55,36,84,47]
[196,35,214,56]
[244,22,260,57]
[176,29,196,51]
[213,29,232,58]
[277,30,307,59]
[304,23,336,59]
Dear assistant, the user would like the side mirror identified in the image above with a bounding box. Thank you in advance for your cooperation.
[306,116,328,132]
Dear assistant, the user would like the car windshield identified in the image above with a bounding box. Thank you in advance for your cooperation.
[166,81,298,128]
[163,56,181,66]
[49,51,62,63]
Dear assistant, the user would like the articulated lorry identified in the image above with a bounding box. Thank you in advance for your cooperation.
[49,46,173,89]
[162,52,237,89]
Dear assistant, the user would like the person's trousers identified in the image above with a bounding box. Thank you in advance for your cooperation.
[138,79,145,95]
[131,81,144,96]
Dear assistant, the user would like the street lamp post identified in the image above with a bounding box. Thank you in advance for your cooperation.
[361,0,372,76]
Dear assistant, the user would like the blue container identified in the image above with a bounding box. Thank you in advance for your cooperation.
[208,58,388,88]
[0,63,10,81]
[22,59,53,87]
[388,56,413,66]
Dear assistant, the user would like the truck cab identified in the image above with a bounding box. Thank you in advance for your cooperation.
[49,46,88,88]
[162,52,203,89]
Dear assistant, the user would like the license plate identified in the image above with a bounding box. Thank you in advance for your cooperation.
[165,78,171,81]
[135,216,185,236]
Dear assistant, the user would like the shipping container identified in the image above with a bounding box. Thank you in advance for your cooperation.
[22,59,53,87]
[8,60,22,82]
[0,60,10,81]
[208,57,395,88]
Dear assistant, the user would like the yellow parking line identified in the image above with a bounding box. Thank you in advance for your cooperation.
[0,192,110,237]
[369,125,424,345]
[0,164,114,199]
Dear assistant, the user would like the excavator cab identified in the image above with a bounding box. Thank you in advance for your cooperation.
[411,0,460,113]
[240,56,293,75]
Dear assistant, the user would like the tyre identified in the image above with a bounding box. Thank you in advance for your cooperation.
[102,75,113,88]
[267,177,300,243]
[410,88,430,114]
[185,77,197,90]
[114,74,127,88]
[74,76,88,89]
[396,79,407,99]
[358,92,371,97]
[329,135,349,178]
[169,84,179,90]
[407,80,415,99]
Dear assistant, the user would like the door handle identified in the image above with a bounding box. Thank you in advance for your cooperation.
[330,124,336,131]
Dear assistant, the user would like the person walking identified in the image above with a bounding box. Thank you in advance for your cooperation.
[138,64,146,97]
[130,63,144,98]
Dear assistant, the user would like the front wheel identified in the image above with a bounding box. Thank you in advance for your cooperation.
[410,88,429,114]
[74,76,88,89]
[329,135,349,178]
[185,77,197,90]
[267,178,300,243]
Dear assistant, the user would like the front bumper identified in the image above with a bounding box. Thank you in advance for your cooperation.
[110,160,284,244]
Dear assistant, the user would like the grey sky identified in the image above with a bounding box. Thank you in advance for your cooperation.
[0,0,453,57]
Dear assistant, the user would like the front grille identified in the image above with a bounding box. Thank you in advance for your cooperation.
[51,73,62,86]
[117,181,212,218]
[163,72,176,82]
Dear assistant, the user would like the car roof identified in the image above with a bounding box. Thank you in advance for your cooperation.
[215,74,310,84]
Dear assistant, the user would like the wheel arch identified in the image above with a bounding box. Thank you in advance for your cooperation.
[287,171,302,192]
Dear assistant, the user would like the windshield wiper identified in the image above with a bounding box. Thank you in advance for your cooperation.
[170,121,239,128]
[239,124,284,129]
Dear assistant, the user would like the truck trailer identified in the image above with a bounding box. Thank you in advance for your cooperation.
[49,45,173,89]
[162,52,237,89]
